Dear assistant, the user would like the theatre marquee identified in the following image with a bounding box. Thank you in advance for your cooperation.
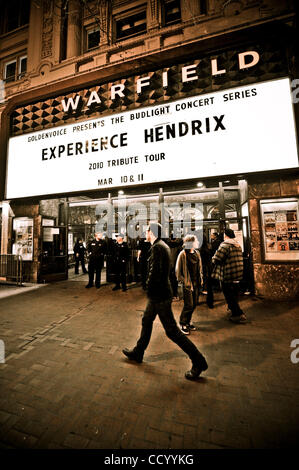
[6,77,298,199]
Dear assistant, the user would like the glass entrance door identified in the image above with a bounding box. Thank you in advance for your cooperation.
[39,226,68,282]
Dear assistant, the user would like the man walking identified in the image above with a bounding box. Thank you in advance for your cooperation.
[86,232,106,289]
[212,228,247,323]
[122,222,208,381]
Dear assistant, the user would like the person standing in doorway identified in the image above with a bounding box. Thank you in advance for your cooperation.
[212,228,246,323]
[200,234,214,309]
[112,235,130,292]
[175,234,203,334]
[86,232,106,289]
[74,238,87,275]
[122,222,208,381]
[137,235,151,290]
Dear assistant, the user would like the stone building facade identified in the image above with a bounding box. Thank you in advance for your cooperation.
[0,0,298,297]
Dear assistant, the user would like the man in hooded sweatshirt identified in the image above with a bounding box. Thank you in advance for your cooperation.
[212,228,247,324]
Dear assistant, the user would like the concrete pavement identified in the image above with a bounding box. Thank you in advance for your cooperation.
[0,275,298,449]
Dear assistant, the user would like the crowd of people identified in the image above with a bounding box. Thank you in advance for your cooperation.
[73,225,248,380]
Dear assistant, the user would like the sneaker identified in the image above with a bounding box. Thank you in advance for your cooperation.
[180,325,190,335]
[188,323,197,331]
[185,356,208,380]
[229,314,247,324]
[122,348,143,363]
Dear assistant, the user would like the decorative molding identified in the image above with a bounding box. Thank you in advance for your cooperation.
[41,0,54,59]
[148,0,160,30]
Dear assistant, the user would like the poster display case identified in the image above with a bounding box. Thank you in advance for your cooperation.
[260,198,299,261]
[12,217,33,261]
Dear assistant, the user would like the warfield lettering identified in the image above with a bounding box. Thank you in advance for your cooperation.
[144,115,226,143]
[60,51,259,112]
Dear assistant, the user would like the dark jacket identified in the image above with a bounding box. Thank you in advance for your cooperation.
[73,241,86,260]
[114,241,130,263]
[146,239,173,301]
[87,239,106,260]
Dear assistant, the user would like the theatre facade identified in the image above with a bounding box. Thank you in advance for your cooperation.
[0,0,298,299]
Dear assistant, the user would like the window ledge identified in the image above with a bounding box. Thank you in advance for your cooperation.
[0,24,29,39]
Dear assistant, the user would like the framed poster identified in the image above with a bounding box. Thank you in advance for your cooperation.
[260,198,299,261]
[12,217,33,261]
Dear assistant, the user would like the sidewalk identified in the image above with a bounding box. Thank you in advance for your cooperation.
[0,279,298,449]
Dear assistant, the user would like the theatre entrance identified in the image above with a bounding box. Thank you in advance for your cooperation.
[39,225,68,283]
[66,180,253,292]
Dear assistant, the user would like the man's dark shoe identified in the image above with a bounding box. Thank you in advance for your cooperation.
[122,348,143,363]
[85,284,93,288]
[185,357,208,381]
[122,287,128,291]
[112,285,121,291]
[95,284,101,289]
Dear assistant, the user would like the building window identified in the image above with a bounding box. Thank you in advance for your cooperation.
[1,0,30,34]
[19,56,27,78]
[115,8,147,41]
[163,0,181,26]
[4,55,27,82]
[87,28,100,50]
[200,0,207,15]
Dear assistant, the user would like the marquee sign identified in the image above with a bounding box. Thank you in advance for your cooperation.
[6,78,298,199]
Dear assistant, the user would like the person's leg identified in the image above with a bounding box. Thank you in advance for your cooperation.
[158,300,206,366]
[188,286,199,328]
[206,265,214,308]
[223,282,243,316]
[113,262,121,289]
[75,258,79,274]
[133,300,157,356]
[121,262,127,290]
[95,260,102,287]
[87,260,94,286]
[232,282,244,315]
[81,259,87,273]
[222,282,233,312]
[179,288,193,326]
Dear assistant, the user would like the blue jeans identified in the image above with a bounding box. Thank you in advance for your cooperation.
[134,298,204,365]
